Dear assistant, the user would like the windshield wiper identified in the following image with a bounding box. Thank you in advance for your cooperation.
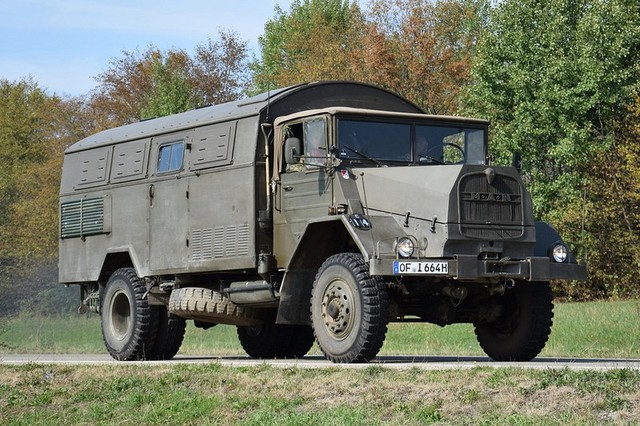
[417,154,445,165]
[340,145,384,166]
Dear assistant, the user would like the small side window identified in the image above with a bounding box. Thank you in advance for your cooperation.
[303,117,327,167]
[157,142,184,174]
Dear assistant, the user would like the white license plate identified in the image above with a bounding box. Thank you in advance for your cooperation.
[393,261,449,275]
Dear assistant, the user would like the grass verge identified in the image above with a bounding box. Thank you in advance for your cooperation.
[1,364,639,425]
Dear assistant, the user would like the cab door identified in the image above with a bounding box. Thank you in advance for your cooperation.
[274,117,333,264]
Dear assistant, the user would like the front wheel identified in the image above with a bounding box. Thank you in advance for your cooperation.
[101,268,157,360]
[310,253,389,363]
[474,281,554,361]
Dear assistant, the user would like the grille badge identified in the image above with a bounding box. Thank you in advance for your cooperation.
[484,167,496,185]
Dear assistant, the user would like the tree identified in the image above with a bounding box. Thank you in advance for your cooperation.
[464,0,640,298]
[251,0,488,115]
[582,98,640,298]
[0,79,48,226]
[0,80,94,315]
[365,0,489,114]
[192,32,250,105]
[0,31,251,315]
[138,51,194,119]
[251,0,366,92]
[91,29,249,126]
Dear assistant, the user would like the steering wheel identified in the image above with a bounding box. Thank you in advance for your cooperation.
[441,143,466,164]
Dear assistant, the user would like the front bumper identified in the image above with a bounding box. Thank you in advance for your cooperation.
[370,255,587,281]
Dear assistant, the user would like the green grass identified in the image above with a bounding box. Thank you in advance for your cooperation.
[1,299,639,359]
[1,364,639,425]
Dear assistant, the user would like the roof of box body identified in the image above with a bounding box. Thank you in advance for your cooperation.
[65,81,425,153]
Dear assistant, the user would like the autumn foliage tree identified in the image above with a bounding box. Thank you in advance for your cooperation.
[0,30,250,316]
[364,0,489,114]
[0,79,95,314]
[251,0,367,92]
[91,29,249,126]
[583,98,640,298]
[252,0,487,115]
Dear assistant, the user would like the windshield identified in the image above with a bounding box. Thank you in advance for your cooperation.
[336,118,486,166]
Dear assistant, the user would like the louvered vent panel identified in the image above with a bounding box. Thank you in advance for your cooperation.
[60,197,105,238]
[225,226,237,257]
[211,224,251,258]
[236,223,250,256]
[213,226,226,258]
[191,228,214,261]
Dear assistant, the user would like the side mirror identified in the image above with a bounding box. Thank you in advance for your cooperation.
[511,151,522,173]
[285,137,302,165]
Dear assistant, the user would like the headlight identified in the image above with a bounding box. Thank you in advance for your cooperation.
[397,237,415,258]
[551,243,568,263]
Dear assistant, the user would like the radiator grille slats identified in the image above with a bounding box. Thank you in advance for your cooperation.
[60,197,105,238]
[458,172,524,239]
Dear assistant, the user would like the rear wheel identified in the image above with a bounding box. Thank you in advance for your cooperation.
[237,310,314,359]
[101,268,157,360]
[474,281,554,361]
[286,325,315,358]
[310,253,389,363]
[148,307,186,360]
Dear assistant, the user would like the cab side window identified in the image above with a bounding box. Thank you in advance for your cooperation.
[303,118,327,167]
[157,141,184,174]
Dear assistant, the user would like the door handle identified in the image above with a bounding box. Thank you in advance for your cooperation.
[149,184,155,207]
[283,186,293,192]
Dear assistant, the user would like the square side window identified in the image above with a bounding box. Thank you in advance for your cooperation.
[157,142,184,173]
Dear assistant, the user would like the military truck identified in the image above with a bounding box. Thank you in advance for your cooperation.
[59,81,586,363]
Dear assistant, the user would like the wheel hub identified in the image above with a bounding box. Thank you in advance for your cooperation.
[321,280,355,340]
[109,289,131,341]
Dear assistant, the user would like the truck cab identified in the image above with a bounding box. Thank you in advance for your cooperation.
[268,105,585,362]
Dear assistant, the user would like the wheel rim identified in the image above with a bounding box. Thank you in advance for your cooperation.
[109,289,132,341]
[320,278,356,341]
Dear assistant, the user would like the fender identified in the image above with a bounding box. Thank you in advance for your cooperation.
[276,214,405,324]
[534,221,579,263]
[100,246,146,283]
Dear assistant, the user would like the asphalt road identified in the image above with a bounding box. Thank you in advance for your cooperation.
[2,354,640,371]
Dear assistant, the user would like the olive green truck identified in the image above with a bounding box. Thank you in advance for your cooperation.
[59,81,586,363]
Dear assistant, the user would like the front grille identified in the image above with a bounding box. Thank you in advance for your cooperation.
[60,197,105,238]
[458,171,524,239]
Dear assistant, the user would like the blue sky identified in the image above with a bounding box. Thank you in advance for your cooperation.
[0,1,297,96]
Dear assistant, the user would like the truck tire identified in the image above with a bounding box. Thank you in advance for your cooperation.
[310,253,389,363]
[148,307,186,360]
[286,325,316,358]
[168,287,260,326]
[237,311,315,359]
[101,268,158,361]
[474,281,554,361]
